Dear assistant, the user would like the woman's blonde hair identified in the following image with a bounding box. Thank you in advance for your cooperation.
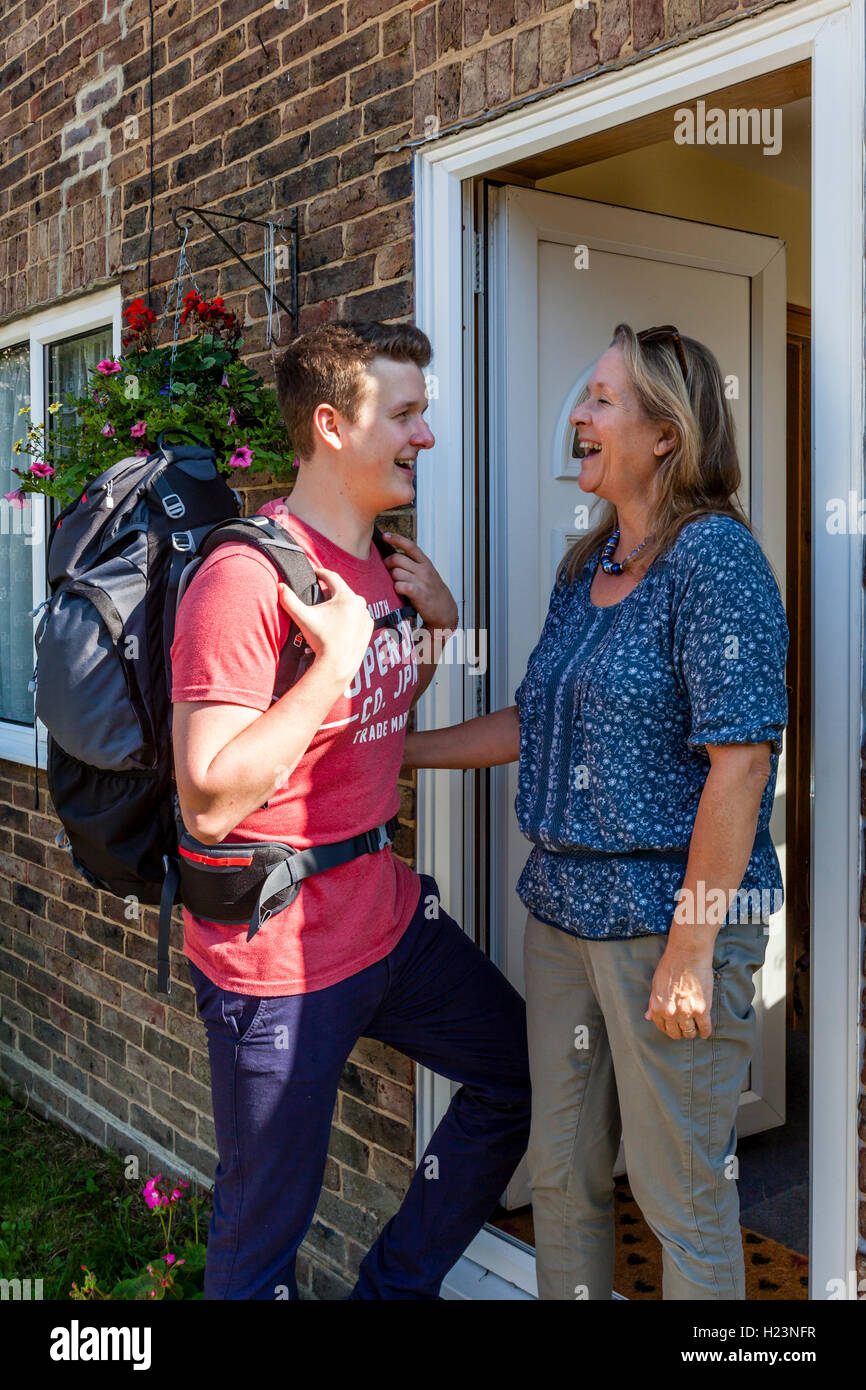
[556,322,751,588]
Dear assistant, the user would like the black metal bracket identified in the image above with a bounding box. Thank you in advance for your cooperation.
[171,204,299,337]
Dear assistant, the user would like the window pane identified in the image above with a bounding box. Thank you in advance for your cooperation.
[46,325,114,527]
[0,325,115,730]
[47,325,114,424]
[0,342,33,724]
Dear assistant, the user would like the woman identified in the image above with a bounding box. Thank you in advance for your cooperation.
[400,323,788,1300]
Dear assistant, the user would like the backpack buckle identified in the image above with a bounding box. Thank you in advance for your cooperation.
[364,824,390,855]
[161,492,186,519]
[171,530,195,551]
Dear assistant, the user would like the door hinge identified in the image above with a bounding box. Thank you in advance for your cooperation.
[473,231,483,293]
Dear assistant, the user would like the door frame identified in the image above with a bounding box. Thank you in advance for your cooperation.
[413,0,864,1299]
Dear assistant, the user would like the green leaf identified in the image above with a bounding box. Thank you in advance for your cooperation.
[110,1273,160,1300]
[178,1240,207,1273]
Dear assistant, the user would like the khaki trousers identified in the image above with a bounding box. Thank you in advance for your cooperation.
[523,911,768,1300]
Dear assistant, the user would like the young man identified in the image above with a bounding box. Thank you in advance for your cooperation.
[170,319,531,1300]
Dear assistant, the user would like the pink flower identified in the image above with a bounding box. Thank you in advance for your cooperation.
[143,1174,165,1210]
[164,1253,176,1265]
[100,422,115,437]
[96,359,122,375]
[227,407,236,426]
[130,420,147,437]
[133,448,150,457]
[221,372,229,387]
[3,488,28,508]
[228,445,252,469]
[29,461,55,477]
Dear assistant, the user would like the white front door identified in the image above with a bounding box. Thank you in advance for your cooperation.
[484,185,788,1206]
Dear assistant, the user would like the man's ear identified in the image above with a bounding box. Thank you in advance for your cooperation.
[312,402,343,452]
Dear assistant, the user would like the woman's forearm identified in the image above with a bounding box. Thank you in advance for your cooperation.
[667,744,771,957]
[402,705,520,769]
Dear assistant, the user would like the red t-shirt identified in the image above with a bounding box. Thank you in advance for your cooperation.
[169,501,422,995]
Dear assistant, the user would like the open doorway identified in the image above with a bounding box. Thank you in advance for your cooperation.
[470,64,811,1300]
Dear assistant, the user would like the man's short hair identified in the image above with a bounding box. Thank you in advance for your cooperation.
[274,319,432,460]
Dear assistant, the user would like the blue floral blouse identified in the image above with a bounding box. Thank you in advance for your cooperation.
[513,513,789,939]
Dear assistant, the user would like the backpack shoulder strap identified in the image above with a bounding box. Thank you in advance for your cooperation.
[199,515,414,627]
[193,516,324,701]
[196,515,321,601]
[200,517,420,626]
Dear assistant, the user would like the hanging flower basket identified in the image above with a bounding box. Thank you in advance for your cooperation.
[6,292,296,508]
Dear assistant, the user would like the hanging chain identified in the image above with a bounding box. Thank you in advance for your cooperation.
[147,220,205,401]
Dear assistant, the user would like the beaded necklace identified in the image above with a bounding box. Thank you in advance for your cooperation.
[599,527,653,576]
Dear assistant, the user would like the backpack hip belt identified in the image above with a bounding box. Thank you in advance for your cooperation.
[158,814,400,993]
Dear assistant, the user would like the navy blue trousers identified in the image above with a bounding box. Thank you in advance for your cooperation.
[187,874,531,1300]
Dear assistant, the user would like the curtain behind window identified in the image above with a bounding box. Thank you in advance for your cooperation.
[46,327,113,530]
[0,343,33,724]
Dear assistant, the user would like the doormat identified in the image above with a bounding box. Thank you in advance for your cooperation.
[489,1177,809,1299]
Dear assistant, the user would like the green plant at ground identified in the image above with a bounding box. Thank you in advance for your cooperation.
[71,1172,207,1301]
[5,291,295,508]
[0,1089,210,1300]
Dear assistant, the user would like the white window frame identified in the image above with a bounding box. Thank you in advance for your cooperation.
[414,0,864,1299]
[0,286,121,767]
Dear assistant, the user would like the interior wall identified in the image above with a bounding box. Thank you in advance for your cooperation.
[537,141,811,309]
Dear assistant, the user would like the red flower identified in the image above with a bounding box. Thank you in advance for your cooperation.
[123,297,157,340]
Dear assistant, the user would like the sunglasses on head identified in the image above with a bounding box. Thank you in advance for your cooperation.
[636,324,689,382]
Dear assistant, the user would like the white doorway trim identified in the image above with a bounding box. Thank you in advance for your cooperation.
[413,0,864,1299]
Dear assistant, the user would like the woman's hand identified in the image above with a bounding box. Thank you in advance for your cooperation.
[645,947,715,1040]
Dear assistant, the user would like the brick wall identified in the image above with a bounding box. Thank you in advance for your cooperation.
[2,0,845,1299]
